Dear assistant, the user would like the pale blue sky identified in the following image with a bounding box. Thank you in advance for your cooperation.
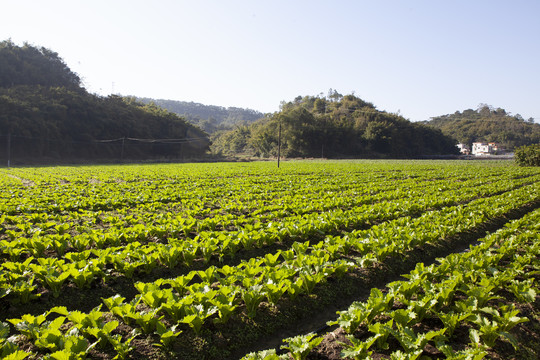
[2,0,539,121]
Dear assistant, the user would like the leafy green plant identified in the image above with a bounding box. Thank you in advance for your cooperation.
[8,313,47,340]
[281,333,322,360]
[436,342,488,359]
[242,349,284,360]
[33,316,66,351]
[107,330,138,360]
[389,326,446,353]
[437,311,474,338]
[3,350,32,360]
[128,308,163,334]
[368,319,394,350]
[340,334,380,359]
[85,321,119,349]
[507,279,537,303]
[242,285,265,318]
[180,304,217,335]
[5,277,40,304]
[153,321,182,349]
[263,280,287,306]
[389,349,424,360]
[471,306,528,349]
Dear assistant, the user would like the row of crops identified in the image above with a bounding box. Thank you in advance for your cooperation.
[0,160,539,359]
[245,206,540,359]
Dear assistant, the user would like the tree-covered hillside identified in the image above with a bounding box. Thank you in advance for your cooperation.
[0,40,209,163]
[422,105,540,150]
[212,91,459,158]
[0,40,81,90]
[136,97,264,134]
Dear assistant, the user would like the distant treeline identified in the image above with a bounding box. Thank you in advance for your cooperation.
[422,105,540,150]
[136,97,264,134]
[0,40,209,164]
[212,91,459,158]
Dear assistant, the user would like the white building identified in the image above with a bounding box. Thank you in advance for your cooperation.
[456,143,470,155]
[472,142,500,156]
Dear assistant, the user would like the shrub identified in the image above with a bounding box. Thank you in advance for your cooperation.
[514,144,540,166]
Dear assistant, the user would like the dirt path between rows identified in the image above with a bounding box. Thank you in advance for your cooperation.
[5,173,36,187]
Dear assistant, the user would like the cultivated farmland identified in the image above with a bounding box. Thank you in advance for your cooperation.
[0,160,538,359]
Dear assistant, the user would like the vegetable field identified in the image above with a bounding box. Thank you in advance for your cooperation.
[0,160,538,360]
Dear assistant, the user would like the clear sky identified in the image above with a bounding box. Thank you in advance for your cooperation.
[2,0,539,121]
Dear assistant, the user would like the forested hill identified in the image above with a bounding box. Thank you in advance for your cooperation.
[421,105,540,150]
[0,40,209,164]
[212,92,459,158]
[136,97,264,134]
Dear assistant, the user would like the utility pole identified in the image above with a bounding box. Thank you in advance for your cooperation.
[6,132,11,167]
[277,121,281,168]
[120,137,125,161]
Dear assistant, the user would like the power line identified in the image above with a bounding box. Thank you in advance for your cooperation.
[0,134,208,145]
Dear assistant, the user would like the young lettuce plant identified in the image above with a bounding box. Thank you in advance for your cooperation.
[437,311,474,338]
[1,321,29,359]
[160,298,191,323]
[340,333,381,359]
[211,287,238,324]
[281,333,322,360]
[507,279,537,303]
[85,321,120,350]
[8,313,47,340]
[389,349,424,360]
[33,316,66,352]
[328,302,370,334]
[436,342,488,360]
[389,325,446,354]
[7,277,40,304]
[107,330,138,360]
[153,321,182,349]
[262,280,287,306]
[471,306,528,349]
[180,304,217,335]
[127,308,163,334]
[3,350,32,360]
[241,349,285,360]
[368,319,394,350]
[242,285,265,319]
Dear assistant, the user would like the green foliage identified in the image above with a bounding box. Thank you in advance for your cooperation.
[0,41,209,163]
[0,40,81,89]
[281,333,323,360]
[136,97,264,134]
[340,334,380,359]
[514,143,540,166]
[0,162,539,359]
[424,105,540,150]
[212,92,459,158]
[153,321,182,348]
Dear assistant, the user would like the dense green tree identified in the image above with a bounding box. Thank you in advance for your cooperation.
[422,105,540,150]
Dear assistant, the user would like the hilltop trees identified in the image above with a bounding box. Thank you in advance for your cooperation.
[136,97,264,134]
[0,40,81,89]
[0,41,209,163]
[212,93,459,158]
[423,105,540,150]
